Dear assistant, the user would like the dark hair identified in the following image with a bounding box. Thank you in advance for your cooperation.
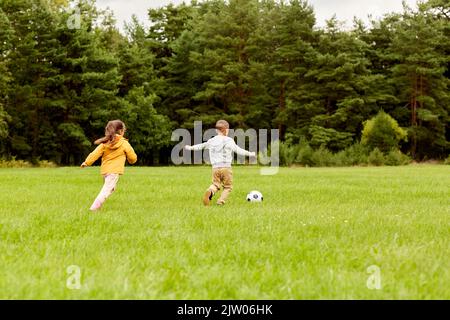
[94,120,126,145]
[215,120,230,134]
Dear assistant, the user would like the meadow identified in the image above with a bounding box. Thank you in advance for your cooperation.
[0,165,449,299]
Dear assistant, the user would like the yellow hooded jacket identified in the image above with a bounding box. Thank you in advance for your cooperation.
[84,135,137,175]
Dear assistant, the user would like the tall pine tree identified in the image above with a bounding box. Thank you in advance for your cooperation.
[388,5,449,158]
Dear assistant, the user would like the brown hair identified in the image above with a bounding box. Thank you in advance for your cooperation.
[94,120,126,145]
[215,120,230,135]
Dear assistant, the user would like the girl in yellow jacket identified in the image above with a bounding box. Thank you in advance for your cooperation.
[81,120,137,211]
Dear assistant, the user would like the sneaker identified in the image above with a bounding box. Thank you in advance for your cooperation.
[216,200,225,206]
[90,199,102,211]
[203,189,214,206]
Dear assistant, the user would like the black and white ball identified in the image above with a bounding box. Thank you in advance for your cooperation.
[246,190,263,202]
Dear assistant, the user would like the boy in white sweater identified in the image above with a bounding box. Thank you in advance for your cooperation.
[185,120,256,206]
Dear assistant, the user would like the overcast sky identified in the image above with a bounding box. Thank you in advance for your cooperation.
[96,0,419,31]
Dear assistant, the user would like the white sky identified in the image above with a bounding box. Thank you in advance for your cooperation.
[96,0,419,31]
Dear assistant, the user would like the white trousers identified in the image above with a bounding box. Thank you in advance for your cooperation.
[91,174,120,208]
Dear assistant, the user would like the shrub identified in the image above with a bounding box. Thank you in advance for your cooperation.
[278,142,299,166]
[311,146,335,167]
[0,158,33,168]
[295,142,315,166]
[444,155,450,165]
[38,160,58,168]
[274,141,410,167]
[368,148,385,166]
[0,158,57,168]
[341,143,369,166]
[361,111,408,152]
[385,149,411,166]
[332,150,351,167]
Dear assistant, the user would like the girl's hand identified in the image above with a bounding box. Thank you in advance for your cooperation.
[80,162,88,168]
[184,145,192,151]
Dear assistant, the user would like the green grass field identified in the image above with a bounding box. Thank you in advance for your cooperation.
[0,165,449,299]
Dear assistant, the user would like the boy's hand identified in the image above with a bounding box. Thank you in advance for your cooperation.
[250,152,257,157]
[184,145,193,151]
[80,162,88,168]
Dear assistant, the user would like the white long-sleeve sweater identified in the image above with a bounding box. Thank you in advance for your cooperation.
[186,135,253,168]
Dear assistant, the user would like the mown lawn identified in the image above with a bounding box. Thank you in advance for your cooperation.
[0,165,449,299]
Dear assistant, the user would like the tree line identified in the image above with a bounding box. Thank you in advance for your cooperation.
[0,0,448,165]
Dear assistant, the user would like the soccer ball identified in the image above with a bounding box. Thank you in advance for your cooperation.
[246,190,263,202]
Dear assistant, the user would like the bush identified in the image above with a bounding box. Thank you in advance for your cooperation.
[274,142,410,167]
[0,158,33,168]
[332,150,350,167]
[385,149,411,166]
[368,148,385,166]
[310,146,335,167]
[0,158,57,168]
[361,111,408,152]
[38,160,58,168]
[341,143,370,166]
[444,155,450,165]
[295,142,315,166]
[279,142,299,167]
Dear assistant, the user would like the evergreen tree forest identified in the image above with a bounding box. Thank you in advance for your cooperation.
[0,0,448,165]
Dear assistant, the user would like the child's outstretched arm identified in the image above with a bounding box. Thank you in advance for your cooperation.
[185,142,209,151]
[81,144,104,168]
[230,140,256,157]
[124,141,138,164]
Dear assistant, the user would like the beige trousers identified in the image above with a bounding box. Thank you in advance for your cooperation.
[209,167,233,204]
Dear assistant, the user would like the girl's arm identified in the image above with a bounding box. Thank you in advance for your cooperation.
[82,144,104,167]
[124,142,138,164]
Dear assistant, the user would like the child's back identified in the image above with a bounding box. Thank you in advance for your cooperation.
[185,120,255,206]
[203,135,248,169]
[85,135,137,175]
[81,120,137,211]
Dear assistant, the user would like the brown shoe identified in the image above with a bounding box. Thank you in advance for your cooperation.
[203,189,214,206]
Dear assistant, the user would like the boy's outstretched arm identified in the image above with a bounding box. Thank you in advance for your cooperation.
[185,142,209,151]
[81,144,104,168]
[230,140,256,157]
